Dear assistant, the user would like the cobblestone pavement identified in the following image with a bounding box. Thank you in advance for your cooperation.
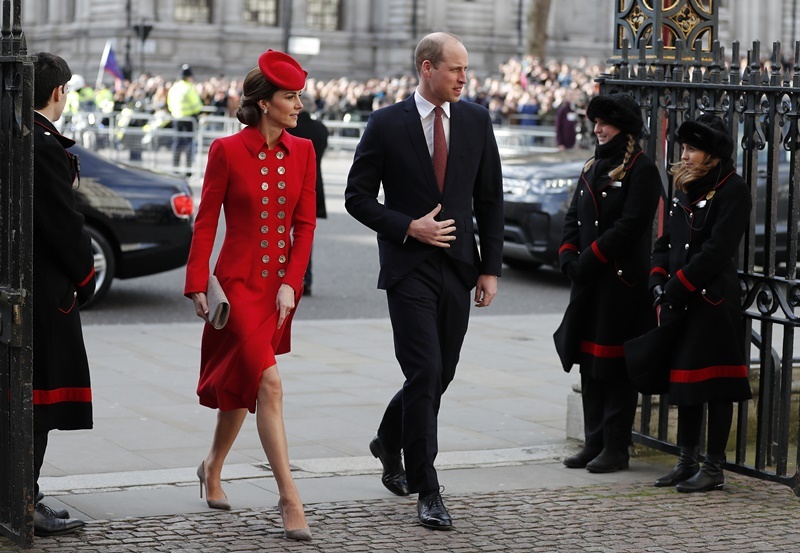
[4,473,800,553]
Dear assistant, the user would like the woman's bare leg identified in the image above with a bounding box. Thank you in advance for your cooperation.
[256,364,307,530]
[204,408,247,501]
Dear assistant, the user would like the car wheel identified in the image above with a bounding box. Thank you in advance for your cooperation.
[83,224,116,308]
[503,257,543,271]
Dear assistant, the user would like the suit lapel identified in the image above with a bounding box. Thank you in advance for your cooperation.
[444,103,464,197]
[401,96,441,196]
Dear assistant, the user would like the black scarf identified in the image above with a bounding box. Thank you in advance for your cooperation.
[591,133,631,178]
[684,159,735,202]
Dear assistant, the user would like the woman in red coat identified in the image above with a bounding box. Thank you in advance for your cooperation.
[184,50,316,540]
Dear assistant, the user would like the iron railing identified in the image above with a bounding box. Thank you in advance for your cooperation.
[606,38,800,494]
[0,0,35,546]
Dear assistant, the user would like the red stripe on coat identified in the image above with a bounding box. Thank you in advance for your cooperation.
[559,243,578,254]
[580,341,625,358]
[591,241,608,263]
[33,387,92,405]
[676,269,695,291]
[78,267,96,288]
[651,266,668,277]
[671,365,748,384]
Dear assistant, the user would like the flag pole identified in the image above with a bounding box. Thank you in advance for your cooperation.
[97,40,112,89]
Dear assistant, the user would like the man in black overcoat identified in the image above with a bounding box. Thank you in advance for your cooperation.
[287,104,328,295]
[345,32,503,530]
[30,52,97,537]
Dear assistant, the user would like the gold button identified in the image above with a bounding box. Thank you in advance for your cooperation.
[278,211,286,219]
[262,197,269,205]
[261,225,268,233]
[258,152,267,160]
[602,192,607,198]
[278,225,286,233]
[261,270,269,277]
[276,151,285,160]
[262,182,269,191]
[278,269,286,277]
[260,211,268,219]
[277,167,285,175]
[278,196,286,205]
[260,240,268,248]
[262,255,270,263]
[279,255,287,263]
[278,240,286,248]
[701,289,707,295]
[261,167,268,175]
[277,181,286,189]
[617,270,623,276]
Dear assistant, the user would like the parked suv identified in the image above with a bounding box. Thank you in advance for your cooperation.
[500,149,589,270]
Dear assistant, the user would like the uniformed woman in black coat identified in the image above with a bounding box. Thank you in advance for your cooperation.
[556,93,662,473]
[650,114,752,492]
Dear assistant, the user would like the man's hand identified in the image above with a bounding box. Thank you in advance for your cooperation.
[407,204,456,248]
[474,275,498,307]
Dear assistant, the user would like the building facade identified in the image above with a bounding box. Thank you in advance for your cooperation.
[22,1,800,82]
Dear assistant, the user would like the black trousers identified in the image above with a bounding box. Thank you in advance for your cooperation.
[581,372,638,452]
[34,431,48,498]
[378,252,470,494]
[676,401,734,455]
[172,119,195,168]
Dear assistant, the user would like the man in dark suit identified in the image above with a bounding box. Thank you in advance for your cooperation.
[31,52,97,537]
[287,104,328,296]
[345,32,503,530]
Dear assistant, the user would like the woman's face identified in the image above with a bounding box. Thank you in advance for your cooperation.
[594,118,621,145]
[680,143,708,168]
[261,89,304,129]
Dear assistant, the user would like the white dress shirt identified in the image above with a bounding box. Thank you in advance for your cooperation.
[414,90,450,157]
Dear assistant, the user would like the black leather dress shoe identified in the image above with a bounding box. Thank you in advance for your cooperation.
[369,436,410,496]
[417,491,453,530]
[563,446,601,468]
[33,503,85,537]
[35,492,70,518]
[585,448,630,473]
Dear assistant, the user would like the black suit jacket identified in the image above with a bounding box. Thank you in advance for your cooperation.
[345,95,503,289]
[288,111,328,218]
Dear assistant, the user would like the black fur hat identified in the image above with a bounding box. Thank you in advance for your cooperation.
[586,93,643,138]
[676,114,734,160]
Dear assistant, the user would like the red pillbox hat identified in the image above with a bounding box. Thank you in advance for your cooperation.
[258,49,308,90]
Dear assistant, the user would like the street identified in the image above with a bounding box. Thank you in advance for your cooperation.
[80,151,571,325]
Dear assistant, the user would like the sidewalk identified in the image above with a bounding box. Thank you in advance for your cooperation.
[4,314,800,552]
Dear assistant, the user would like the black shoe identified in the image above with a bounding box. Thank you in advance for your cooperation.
[417,490,453,530]
[369,436,409,496]
[563,446,601,468]
[303,286,312,297]
[654,446,699,487]
[676,453,725,493]
[585,448,630,473]
[33,503,85,537]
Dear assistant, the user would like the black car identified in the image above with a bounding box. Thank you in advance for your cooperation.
[70,145,195,306]
[501,147,793,273]
[500,148,588,270]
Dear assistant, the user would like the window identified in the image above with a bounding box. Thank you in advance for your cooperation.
[307,0,340,31]
[174,0,212,23]
[243,0,278,25]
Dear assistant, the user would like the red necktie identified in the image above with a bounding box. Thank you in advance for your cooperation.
[433,106,447,193]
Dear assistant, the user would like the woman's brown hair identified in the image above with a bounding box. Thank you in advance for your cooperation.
[669,152,719,192]
[236,67,280,126]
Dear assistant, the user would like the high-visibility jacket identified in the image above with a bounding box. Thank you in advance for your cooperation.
[167,79,204,118]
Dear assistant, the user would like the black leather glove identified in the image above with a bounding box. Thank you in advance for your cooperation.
[77,277,97,308]
[564,261,581,283]
[652,284,671,309]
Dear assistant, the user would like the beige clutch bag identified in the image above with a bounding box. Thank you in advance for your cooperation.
[206,275,230,330]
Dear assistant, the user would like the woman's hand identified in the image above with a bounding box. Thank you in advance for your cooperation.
[276,283,296,329]
[191,292,209,322]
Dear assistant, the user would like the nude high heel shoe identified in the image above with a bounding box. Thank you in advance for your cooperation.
[197,461,231,511]
[278,501,312,541]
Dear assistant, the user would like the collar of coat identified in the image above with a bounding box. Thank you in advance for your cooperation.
[239,124,296,158]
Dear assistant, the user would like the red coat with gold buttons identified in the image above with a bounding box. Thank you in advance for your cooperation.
[184,125,316,412]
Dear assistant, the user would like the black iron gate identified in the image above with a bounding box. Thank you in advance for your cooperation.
[602,37,800,494]
[0,0,35,547]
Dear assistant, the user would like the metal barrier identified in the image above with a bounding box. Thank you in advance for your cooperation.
[606,39,800,494]
[59,110,560,179]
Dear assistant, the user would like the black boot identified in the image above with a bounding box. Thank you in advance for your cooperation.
[563,446,601,468]
[675,453,725,493]
[585,448,629,473]
[654,446,700,487]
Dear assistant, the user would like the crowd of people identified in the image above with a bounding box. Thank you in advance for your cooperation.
[74,54,607,130]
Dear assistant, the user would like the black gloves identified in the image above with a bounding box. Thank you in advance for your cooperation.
[652,284,672,310]
[565,261,581,282]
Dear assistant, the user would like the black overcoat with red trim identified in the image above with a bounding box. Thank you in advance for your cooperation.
[32,112,96,432]
[556,139,661,377]
[648,159,752,405]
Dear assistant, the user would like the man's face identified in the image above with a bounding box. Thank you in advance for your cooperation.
[424,40,468,105]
